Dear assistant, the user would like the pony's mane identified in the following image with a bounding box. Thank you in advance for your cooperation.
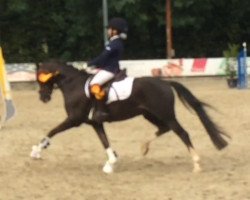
[45,59,88,76]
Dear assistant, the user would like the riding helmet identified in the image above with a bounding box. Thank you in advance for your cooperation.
[108,17,128,34]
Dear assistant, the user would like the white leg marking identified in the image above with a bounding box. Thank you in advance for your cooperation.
[102,147,118,174]
[106,147,118,164]
[30,137,50,159]
[30,145,42,159]
[189,147,201,173]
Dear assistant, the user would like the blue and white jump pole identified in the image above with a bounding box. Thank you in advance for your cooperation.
[237,42,248,89]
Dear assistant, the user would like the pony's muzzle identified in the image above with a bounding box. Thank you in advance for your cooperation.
[40,95,51,103]
[39,91,51,103]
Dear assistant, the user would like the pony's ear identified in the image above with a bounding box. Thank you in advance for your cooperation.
[35,62,41,71]
[35,62,42,81]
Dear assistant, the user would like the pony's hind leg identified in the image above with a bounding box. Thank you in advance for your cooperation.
[141,113,170,156]
[168,119,201,172]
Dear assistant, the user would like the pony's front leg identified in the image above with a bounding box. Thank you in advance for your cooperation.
[102,147,118,174]
[30,117,81,159]
[30,137,50,159]
[92,122,118,174]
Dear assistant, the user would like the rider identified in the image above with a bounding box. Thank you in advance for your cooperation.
[87,17,128,122]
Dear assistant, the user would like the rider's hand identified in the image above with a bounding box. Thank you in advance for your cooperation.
[82,62,88,70]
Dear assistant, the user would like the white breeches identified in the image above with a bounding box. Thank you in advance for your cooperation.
[90,70,115,86]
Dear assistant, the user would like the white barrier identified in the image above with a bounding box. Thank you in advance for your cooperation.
[6,63,36,82]
[5,57,250,82]
[121,58,250,77]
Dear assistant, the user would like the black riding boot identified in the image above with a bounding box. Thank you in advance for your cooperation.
[93,99,109,123]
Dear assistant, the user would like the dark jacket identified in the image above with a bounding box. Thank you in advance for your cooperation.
[88,36,124,74]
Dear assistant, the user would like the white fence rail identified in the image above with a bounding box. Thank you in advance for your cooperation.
[5,57,250,82]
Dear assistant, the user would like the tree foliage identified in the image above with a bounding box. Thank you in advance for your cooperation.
[0,0,249,62]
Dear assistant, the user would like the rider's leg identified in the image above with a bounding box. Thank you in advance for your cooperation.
[90,70,115,99]
[90,70,115,86]
[90,70,114,122]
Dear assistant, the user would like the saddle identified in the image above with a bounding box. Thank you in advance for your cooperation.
[103,69,127,96]
[89,69,127,101]
[84,69,134,104]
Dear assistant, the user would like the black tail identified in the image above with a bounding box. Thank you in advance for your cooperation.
[169,81,229,150]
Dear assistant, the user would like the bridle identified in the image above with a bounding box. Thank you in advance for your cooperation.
[37,71,60,83]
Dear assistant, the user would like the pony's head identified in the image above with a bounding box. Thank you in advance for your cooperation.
[36,59,63,103]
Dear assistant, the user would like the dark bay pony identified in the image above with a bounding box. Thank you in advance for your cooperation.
[30,60,229,173]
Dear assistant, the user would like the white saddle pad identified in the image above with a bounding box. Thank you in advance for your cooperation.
[84,77,134,104]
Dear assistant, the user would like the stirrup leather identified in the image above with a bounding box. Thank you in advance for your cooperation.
[90,84,105,100]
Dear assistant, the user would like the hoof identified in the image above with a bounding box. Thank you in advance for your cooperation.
[193,163,202,173]
[141,141,150,156]
[30,145,42,159]
[103,161,114,174]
